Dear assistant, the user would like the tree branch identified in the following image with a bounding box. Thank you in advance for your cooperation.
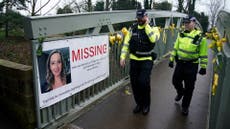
[43,0,61,15]
[34,0,51,15]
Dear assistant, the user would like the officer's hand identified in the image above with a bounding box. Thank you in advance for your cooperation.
[168,61,174,68]
[145,17,149,24]
[199,68,206,75]
[120,59,126,68]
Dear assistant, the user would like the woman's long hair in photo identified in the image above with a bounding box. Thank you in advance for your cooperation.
[46,50,66,90]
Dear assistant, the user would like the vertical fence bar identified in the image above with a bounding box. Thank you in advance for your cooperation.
[31,41,42,129]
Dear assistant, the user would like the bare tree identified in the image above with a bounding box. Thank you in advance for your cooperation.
[43,0,61,15]
[80,0,93,12]
[18,0,61,16]
[0,0,27,37]
[181,0,196,15]
[72,1,82,13]
[105,0,113,11]
[208,0,223,27]
[177,0,185,12]
[187,0,196,15]
[72,0,92,12]
[71,0,87,13]
[30,0,51,16]
[62,0,82,13]
[86,0,92,12]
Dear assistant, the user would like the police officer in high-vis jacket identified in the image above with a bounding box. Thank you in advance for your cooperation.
[168,16,208,115]
[120,9,160,115]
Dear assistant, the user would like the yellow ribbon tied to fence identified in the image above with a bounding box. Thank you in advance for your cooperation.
[121,27,128,36]
[124,86,132,95]
[109,35,116,45]
[209,37,227,52]
[158,26,163,33]
[109,33,123,45]
[169,23,175,37]
[116,33,122,45]
[207,27,227,52]
[212,73,219,96]
[212,57,216,64]
[162,29,167,44]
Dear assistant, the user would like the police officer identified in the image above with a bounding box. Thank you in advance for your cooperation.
[120,9,160,115]
[168,16,208,115]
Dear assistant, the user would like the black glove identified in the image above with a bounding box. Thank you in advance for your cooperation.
[151,52,157,61]
[199,68,206,75]
[168,61,174,68]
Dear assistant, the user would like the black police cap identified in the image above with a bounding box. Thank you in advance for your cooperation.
[136,9,148,18]
[183,16,196,23]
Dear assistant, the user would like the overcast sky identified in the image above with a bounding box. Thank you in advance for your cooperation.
[1,0,229,15]
[30,0,199,15]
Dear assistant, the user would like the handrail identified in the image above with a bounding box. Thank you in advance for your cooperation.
[209,9,230,129]
[23,10,187,39]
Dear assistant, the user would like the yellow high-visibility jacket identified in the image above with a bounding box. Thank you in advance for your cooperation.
[120,23,160,61]
[170,29,208,68]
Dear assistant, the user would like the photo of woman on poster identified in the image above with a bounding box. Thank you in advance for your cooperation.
[37,35,109,108]
[41,49,71,93]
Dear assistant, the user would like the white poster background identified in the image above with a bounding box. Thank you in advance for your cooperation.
[37,35,109,108]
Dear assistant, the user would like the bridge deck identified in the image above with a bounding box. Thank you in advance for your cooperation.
[0,55,212,129]
[71,57,212,129]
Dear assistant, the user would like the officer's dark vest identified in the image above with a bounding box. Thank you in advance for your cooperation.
[129,24,155,57]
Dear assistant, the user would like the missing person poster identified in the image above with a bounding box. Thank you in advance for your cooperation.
[36,35,109,108]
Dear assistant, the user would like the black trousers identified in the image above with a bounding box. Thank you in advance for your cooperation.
[172,61,199,108]
[130,59,153,108]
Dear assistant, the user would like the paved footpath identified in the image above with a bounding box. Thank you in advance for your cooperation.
[71,57,212,129]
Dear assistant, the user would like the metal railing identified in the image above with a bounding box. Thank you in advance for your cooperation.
[24,10,186,129]
[208,9,230,129]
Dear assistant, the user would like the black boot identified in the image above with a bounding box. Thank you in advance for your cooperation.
[142,106,150,115]
[133,105,142,114]
[181,107,189,116]
[175,94,183,101]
